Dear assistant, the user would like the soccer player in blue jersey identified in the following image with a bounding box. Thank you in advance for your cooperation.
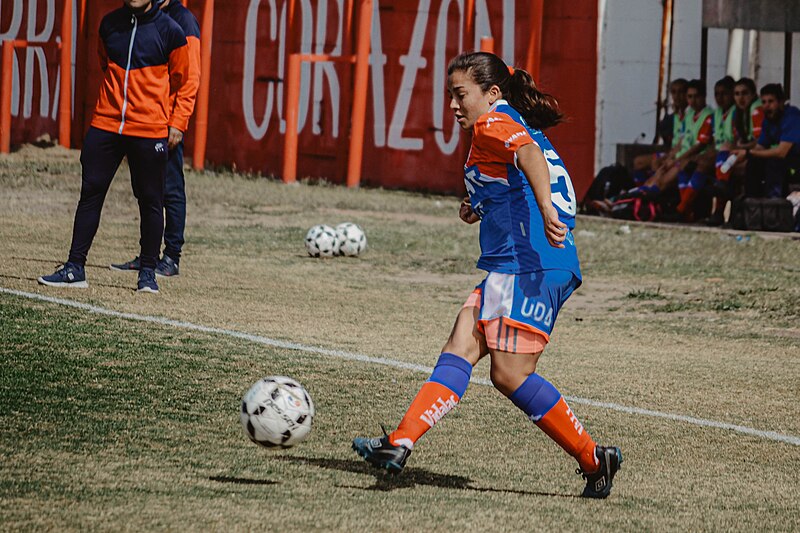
[353,52,622,499]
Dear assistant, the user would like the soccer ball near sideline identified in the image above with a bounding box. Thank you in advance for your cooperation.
[240,376,315,448]
[336,222,367,257]
[305,224,340,257]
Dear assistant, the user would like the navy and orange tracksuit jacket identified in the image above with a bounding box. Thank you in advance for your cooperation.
[162,1,201,133]
[91,3,190,139]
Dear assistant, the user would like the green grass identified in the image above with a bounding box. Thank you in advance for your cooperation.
[1,144,799,531]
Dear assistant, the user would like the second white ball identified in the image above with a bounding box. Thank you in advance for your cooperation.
[336,223,367,257]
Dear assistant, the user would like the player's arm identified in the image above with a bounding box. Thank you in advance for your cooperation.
[168,18,201,149]
[678,115,713,163]
[166,31,190,149]
[516,143,567,249]
[459,197,480,224]
[747,141,794,159]
[97,34,108,72]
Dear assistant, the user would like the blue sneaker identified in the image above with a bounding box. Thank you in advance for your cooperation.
[155,255,179,277]
[110,256,140,272]
[38,262,88,288]
[137,268,159,293]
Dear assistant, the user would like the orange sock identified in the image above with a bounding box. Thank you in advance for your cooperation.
[676,187,697,216]
[536,397,598,472]
[389,382,461,449]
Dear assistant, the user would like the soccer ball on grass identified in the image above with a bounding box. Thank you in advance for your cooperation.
[240,376,315,448]
[305,224,339,257]
[336,222,367,257]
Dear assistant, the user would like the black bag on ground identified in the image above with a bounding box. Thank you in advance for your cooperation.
[761,198,794,232]
[740,198,794,232]
[581,164,634,214]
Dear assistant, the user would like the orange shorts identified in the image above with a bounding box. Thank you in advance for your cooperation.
[462,288,548,354]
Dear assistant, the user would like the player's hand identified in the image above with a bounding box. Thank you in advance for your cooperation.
[167,126,183,150]
[541,203,567,248]
[459,197,480,224]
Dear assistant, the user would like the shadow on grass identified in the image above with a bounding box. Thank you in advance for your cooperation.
[277,455,578,498]
[0,272,134,292]
[208,475,279,486]
[11,256,118,270]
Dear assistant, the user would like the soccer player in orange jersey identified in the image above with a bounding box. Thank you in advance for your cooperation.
[353,52,622,499]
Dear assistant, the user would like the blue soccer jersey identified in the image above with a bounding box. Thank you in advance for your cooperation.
[464,100,581,279]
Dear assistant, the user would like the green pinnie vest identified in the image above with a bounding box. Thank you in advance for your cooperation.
[713,105,735,150]
[744,98,762,142]
[679,106,713,156]
[672,109,687,149]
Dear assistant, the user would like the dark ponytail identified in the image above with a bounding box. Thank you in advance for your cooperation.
[447,51,564,130]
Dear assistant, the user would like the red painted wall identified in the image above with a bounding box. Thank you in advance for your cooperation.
[3,0,597,197]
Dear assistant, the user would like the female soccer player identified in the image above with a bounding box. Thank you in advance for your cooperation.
[352,52,622,499]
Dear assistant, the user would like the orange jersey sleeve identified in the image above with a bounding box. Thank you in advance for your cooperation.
[168,35,200,132]
[751,106,764,140]
[697,114,713,144]
[471,112,535,168]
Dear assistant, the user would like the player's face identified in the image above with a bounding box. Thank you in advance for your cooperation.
[734,85,754,110]
[448,70,497,130]
[123,0,152,11]
[687,88,705,112]
[714,85,733,110]
[670,83,687,111]
[761,94,784,120]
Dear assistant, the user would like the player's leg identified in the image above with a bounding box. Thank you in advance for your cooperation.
[352,289,488,472]
[160,140,186,276]
[484,270,621,498]
[39,127,125,287]
[125,136,168,292]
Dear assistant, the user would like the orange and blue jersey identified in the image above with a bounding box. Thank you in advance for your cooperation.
[91,3,189,138]
[162,1,201,132]
[464,100,580,280]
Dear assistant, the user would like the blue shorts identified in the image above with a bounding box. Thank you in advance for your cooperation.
[463,269,580,350]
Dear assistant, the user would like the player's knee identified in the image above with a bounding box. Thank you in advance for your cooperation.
[441,337,482,365]
[489,353,542,397]
[489,365,518,397]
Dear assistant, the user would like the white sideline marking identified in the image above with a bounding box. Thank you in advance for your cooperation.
[2,286,799,447]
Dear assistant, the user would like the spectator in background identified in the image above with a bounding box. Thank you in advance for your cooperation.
[630,79,713,221]
[704,76,736,225]
[671,78,715,220]
[733,83,800,198]
[631,78,689,185]
[732,78,764,149]
[111,0,201,277]
[38,0,189,293]
[706,77,763,225]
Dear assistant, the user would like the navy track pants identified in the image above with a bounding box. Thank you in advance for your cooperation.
[68,127,168,270]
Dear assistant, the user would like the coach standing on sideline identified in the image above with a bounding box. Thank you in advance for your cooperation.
[111,0,201,278]
[38,0,189,293]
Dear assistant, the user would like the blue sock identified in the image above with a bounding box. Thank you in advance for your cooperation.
[427,352,473,398]
[509,373,561,421]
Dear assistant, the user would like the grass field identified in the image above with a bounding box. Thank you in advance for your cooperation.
[1,145,799,531]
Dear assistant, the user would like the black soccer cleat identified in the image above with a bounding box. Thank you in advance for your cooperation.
[352,426,411,474]
[578,445,623,499]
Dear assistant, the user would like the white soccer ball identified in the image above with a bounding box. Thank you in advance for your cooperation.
[305,224,340,257]
[240,376,315,448]
[335,222,367,257]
